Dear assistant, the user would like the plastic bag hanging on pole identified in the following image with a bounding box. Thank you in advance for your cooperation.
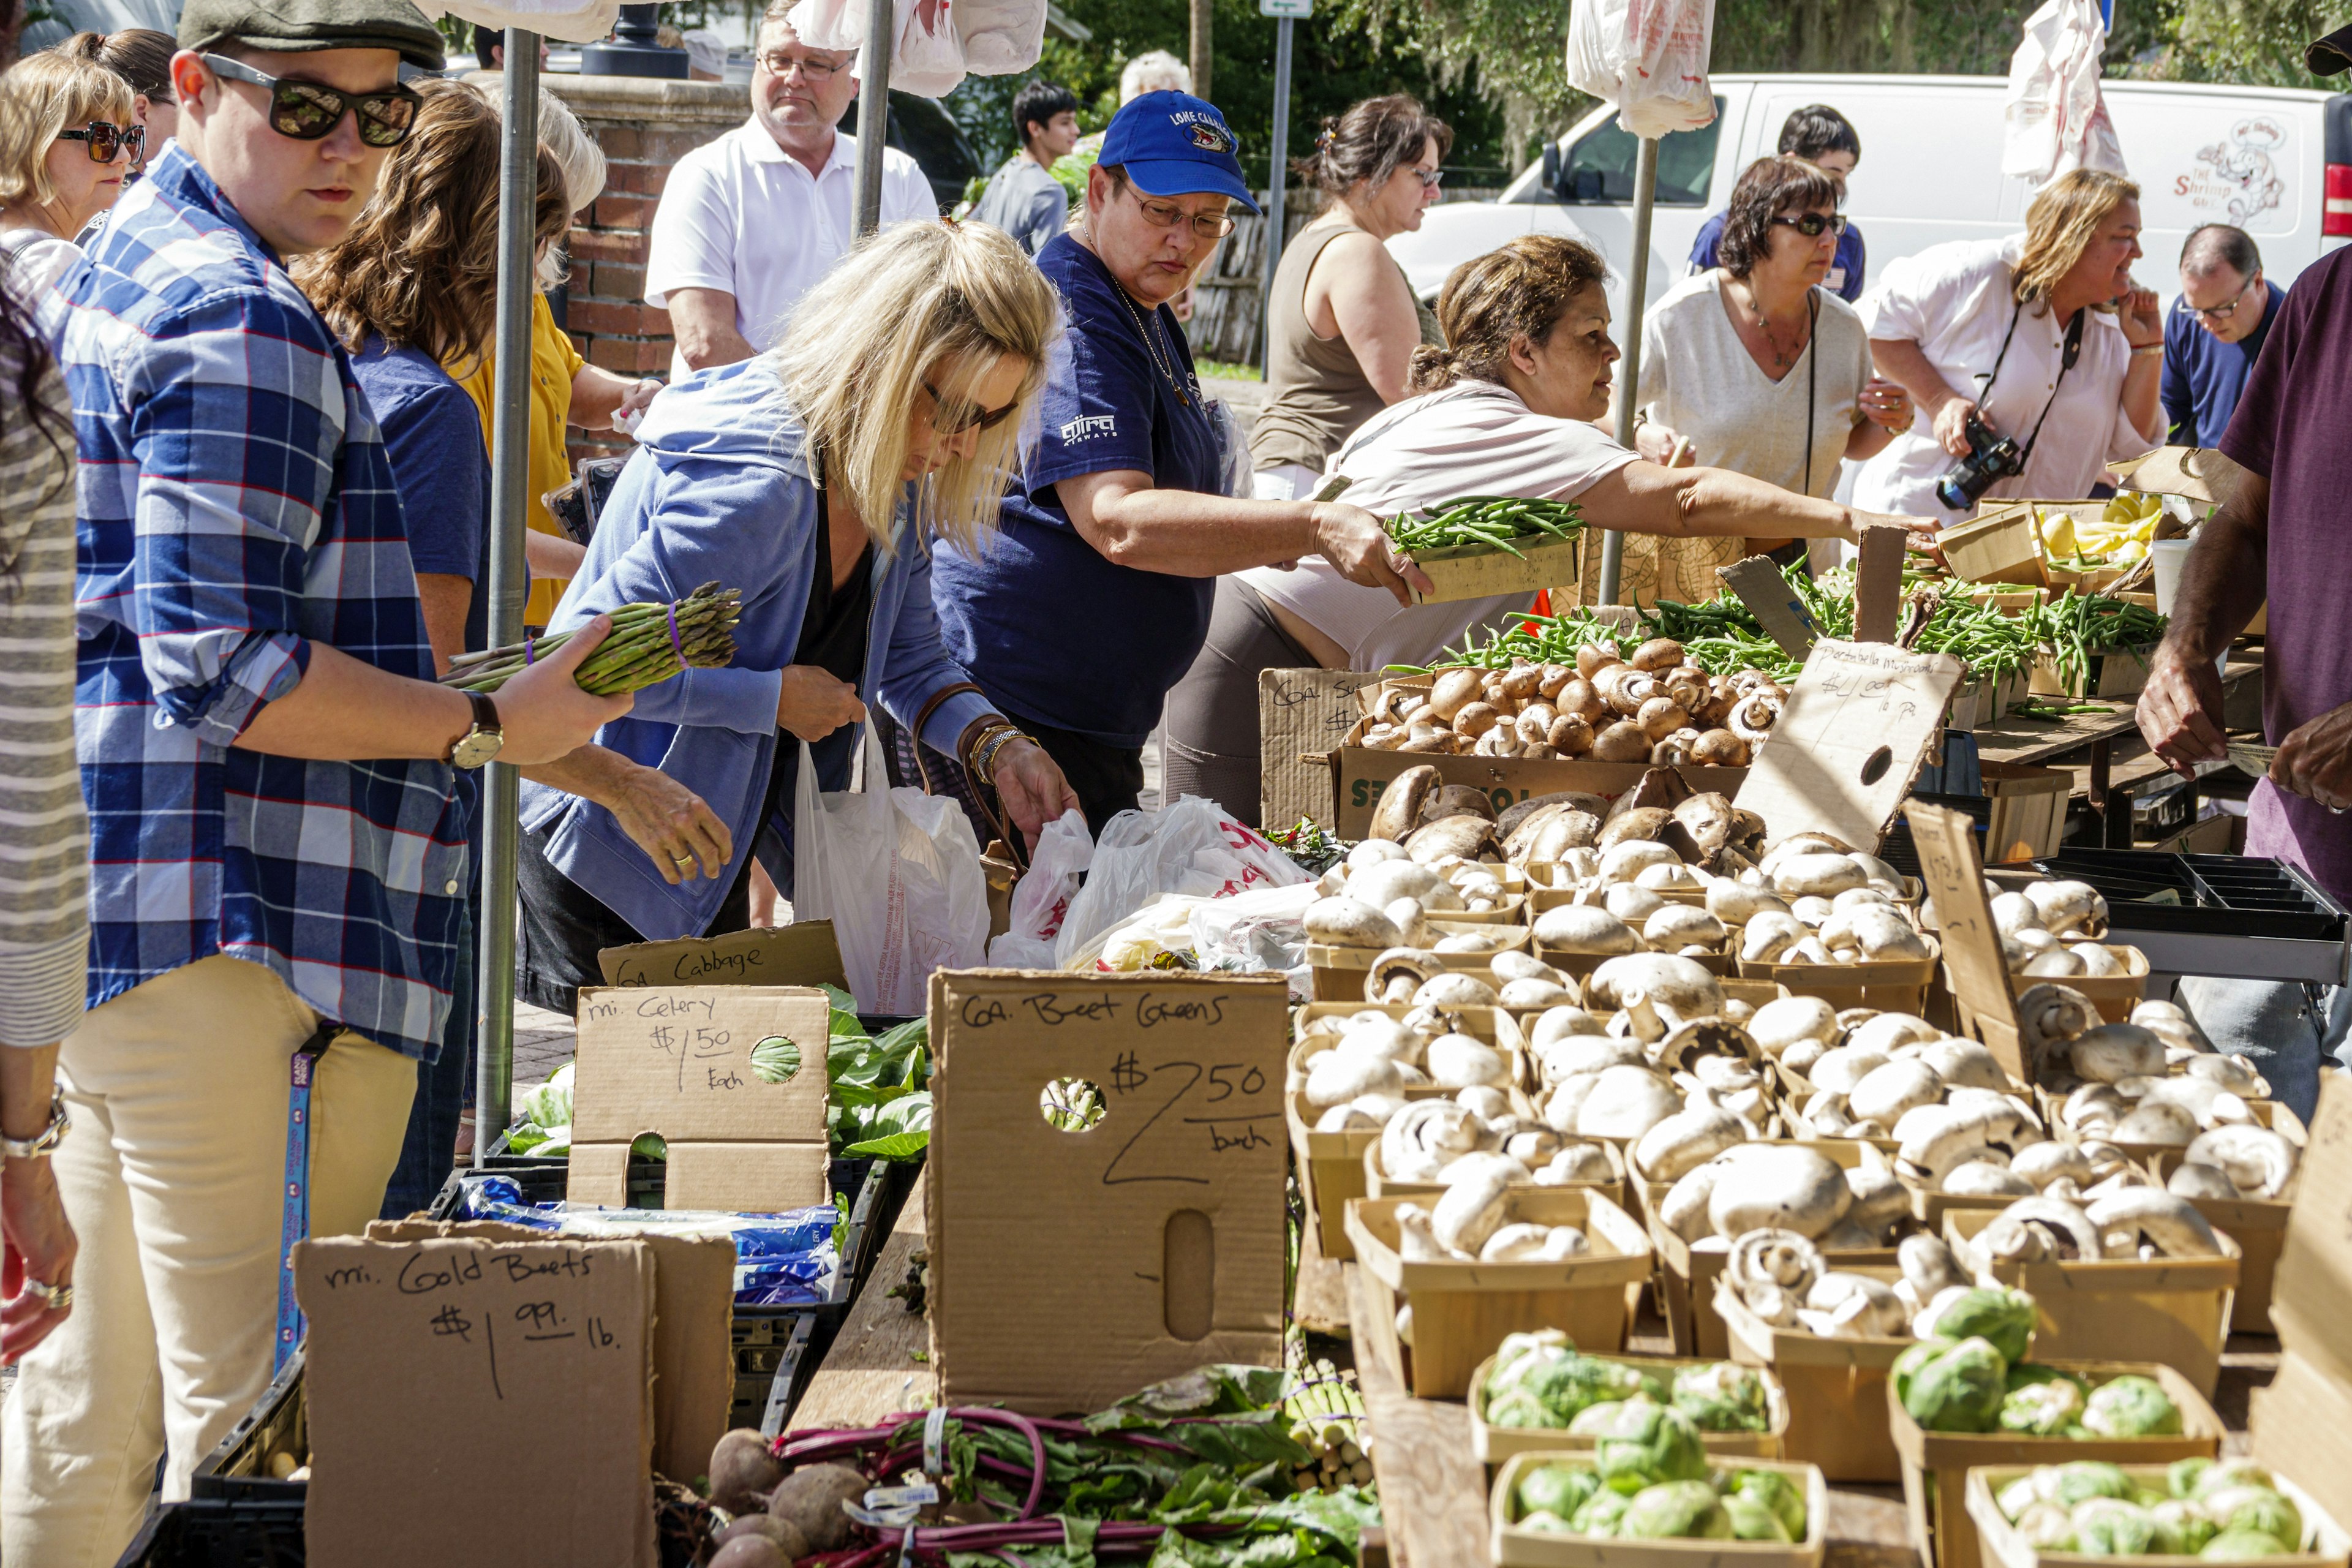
[1563,0,1718,141]
[2002,0,2128,186]
[434,0,624,44]
[788,0,1041,80]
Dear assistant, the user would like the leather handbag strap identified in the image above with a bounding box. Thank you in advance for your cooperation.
[905,682,985,796]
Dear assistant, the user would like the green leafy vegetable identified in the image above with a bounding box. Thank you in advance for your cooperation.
[749,1035,802,1083]
[2072,1498,2162,1556]
[2201,1530,2294,1559]
[1588,1398,1708,1494]
[1925,1286,2037,1364]
[1672,1362,1770,1433]
[2000,1366,2090,1436]
[2081,1375,2183,1439]
[1517,1464,1601,1521]
[1902,1337,2010,1434]
[1732,1469,1807,1540]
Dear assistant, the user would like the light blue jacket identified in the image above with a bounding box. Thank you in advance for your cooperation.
[518,358,994,940]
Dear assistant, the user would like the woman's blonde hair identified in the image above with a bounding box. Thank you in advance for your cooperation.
[0,48,133,210]
[533,91,605,288]
[773,220,1059,556]
[1410,233,1608,393]
[1120,50,1191,102]
[2013,168,2139,305]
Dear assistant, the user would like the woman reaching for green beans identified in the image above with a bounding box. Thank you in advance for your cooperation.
[1165,233,1938,823]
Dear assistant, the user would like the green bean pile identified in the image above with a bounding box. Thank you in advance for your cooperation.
[1385,495,1585,559]
[2026,590,2169,695]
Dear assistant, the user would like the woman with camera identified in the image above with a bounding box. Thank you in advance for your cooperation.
[1628,156,1912,600]
[1853,168,2162,520]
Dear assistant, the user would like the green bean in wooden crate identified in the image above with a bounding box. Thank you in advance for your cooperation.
[440,582,742,696]
[1384,494,1586,559]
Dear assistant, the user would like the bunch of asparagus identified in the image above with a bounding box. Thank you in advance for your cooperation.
[441,582,741,696]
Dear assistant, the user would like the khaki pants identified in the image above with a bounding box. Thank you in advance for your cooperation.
[1,955,417,1567]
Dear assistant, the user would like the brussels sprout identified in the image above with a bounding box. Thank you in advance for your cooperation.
[1620,1480,1734,1539]
[2081,1375,2184,1438]
[2070,1498,2161,1556]
[1572,1488,1630,1536]
[1673,1362,1770,1433]
[2204,1487,2301,1548]
[1924,1286,2038,1364]
[2171,1458,2215,1499]
[2000,1374,2089,1437]
[1733,1469,1808,1540]
[1724,1493,1792,1542]
[2154,1500,2220,1555]
[2054,1463,2137,1507]
[1518,1464,1602,1521]
[1521,1510,1576,1534]
[1591,1397,1709,1494]
[2201,1530,2294,1560]
[1903,1338,2009,1434]
[1893,1337,1959,1406]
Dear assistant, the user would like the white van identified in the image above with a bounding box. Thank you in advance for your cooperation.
[1389,74,2352,309]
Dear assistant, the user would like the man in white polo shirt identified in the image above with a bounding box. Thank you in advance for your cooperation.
[645,0,933,376]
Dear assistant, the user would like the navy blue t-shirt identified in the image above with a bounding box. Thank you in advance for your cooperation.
[931,233,1227,748]
[2160,281,2280,448]
[1688,210,1866,304]
[352,337,493,834]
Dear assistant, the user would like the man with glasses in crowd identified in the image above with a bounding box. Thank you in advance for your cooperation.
[645,0,932,377]
[2160,223,2282,447]
[2,1,624,1557]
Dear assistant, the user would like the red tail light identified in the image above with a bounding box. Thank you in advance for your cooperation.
[2327,162,2352,238]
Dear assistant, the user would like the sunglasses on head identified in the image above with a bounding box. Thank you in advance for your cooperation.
[1770,211,1849,238]
[58,121,144,162]
[923,380,1020,435]
[200,53,420,148]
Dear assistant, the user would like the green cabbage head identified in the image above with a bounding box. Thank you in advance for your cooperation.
[1902,1337,2009,1433]
[1724,1493,1792,1542]
[1924,1286,2038,1363]
[1517,1464,1601,1523]
[1892,1337,1959,1406]
[2203,1487,2301,1547]
[2154,1500,2220,1555]
[1590,1396,1709,1494]
[2170,1458,2215,1499]
[1571,1488,1630,1536]
[2081,1374,2184,1438]
[1673,1362,1769,1433]
[2201,1530,2294,1560]
[1999,1366,2089,1436]
[2070,1498,2162,1556]
[1619,1480,1733,1539]
[2054,1463,2137,1507]
[1733,1469,1808,1540]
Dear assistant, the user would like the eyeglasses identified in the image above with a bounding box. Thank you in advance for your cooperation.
[200,53,420,148]
[1123,185,1236,240]
[757,49,846,81]
[1770,211,1848,238]
[1413,168,1444,190]
[2192,274,2259,320]
[57,121,143,163]
[923,381,1021,435]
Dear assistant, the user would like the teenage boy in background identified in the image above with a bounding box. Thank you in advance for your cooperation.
[971,78,1079,255]
[1689,104,1868,302]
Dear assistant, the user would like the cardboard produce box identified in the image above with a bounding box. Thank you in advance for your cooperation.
[1469,1350,1792,1465]
[2249,1075,2352,1561]
[1945,504,2049,587]
[1945,1207,2240,1396]
[1488,1452,1828,1568]
[1966,1463,2350,1568]
[1888,1360,2222,1568]
[1714,1264,1913,1484]
[1346,1188,1650,1399]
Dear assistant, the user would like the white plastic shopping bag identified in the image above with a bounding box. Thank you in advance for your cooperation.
[1564,0,1717,141]
[1052,796,1310,969]
[2002,0,2128,186]
[792,729,989,1013]
[985,809,1093,969]
[785,0,869,55]
[894,0,970,97]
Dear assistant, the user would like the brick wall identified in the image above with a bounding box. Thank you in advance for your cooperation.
[490,74,747,466]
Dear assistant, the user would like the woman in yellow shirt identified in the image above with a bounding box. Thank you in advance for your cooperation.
[452,91,662,625]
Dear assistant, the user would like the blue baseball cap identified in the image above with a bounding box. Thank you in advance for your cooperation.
[1098,91,1261,214]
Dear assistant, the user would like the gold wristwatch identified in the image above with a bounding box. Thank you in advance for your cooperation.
[447,691,506,771]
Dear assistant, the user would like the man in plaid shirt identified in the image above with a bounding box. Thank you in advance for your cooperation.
[1,1,627,1555]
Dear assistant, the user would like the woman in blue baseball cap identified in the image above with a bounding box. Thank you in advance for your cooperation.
[930,90,1429,833]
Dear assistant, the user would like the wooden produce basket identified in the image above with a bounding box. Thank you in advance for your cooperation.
[1736,938,1940,1014]
[1366,1138,1626,1214]
[1945,505,2048,588]
[1888,1360,2222,1568]
[1469,1350,1793,1466]
[1286,1005,1528,1262]
[1406,534,1584,607]
[1966,1463,2351,1568]
[2028,644,2158,701]
[1714,1265,1913,1484]
[1447,893,1533,927]
[2146,1145,2297,1334]
[1489,1452,1828,1568]
[1948,671,2034,734]
[2004,943,2149,1021]
[1307,920,1531,1002]
[1347,1188,1651,1399]
[1980,763,2075,864]
[1965,584,2045,616]
[1945,1208,2241,1396]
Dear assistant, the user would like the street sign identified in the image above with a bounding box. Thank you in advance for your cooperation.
[1259,0,1311,17]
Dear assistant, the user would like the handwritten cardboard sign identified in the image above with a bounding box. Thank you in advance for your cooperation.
[568,984,831,1211]
[1257,666,1378,830]
[597,919,849,993]
[1735,639,1964,852]
[296,1235,657,1567]
[927,970,1291,1413]
[1716,557,1819,660]
[1902,800,2027,1083]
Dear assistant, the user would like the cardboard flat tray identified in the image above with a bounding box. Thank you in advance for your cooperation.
[1469,1351,1792,1464]
[1489,1452,1828,1568]
[1966,1464,2350,1568]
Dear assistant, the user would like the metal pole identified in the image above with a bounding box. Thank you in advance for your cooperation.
[1598,134,1659,606]
[1257,15,1294,377]
[475,31,540,1163]
[851,0,894,235]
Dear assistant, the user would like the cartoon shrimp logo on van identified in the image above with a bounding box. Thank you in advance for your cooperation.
[2178,118,2287,226]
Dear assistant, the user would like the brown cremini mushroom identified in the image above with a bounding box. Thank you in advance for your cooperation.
[1591,720,1653,763]
[1630,637,1685,672]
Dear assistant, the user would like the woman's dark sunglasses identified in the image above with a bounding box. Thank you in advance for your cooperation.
[923,381,1020,435]
[200,53,421,148]
[1770,212,1849,238]
[57,121,144,162]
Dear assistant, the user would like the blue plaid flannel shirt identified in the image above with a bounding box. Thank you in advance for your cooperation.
[61,146,467,1060]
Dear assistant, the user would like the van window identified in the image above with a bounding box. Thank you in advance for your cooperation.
[1546,102,1725,205]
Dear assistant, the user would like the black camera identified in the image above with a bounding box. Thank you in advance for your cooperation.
[1934,413,2026,510]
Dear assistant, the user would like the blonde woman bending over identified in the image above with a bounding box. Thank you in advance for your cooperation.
[514,220,1080,1014]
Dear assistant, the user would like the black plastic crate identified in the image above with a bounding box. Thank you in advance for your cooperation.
[2032,850,2348,941]
[114,1496,306,1567]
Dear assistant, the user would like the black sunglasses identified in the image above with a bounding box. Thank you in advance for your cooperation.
[57,121,144,162]
[923,381,1020,435]
[200,53,420,148]
[1770,212,1849,238]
